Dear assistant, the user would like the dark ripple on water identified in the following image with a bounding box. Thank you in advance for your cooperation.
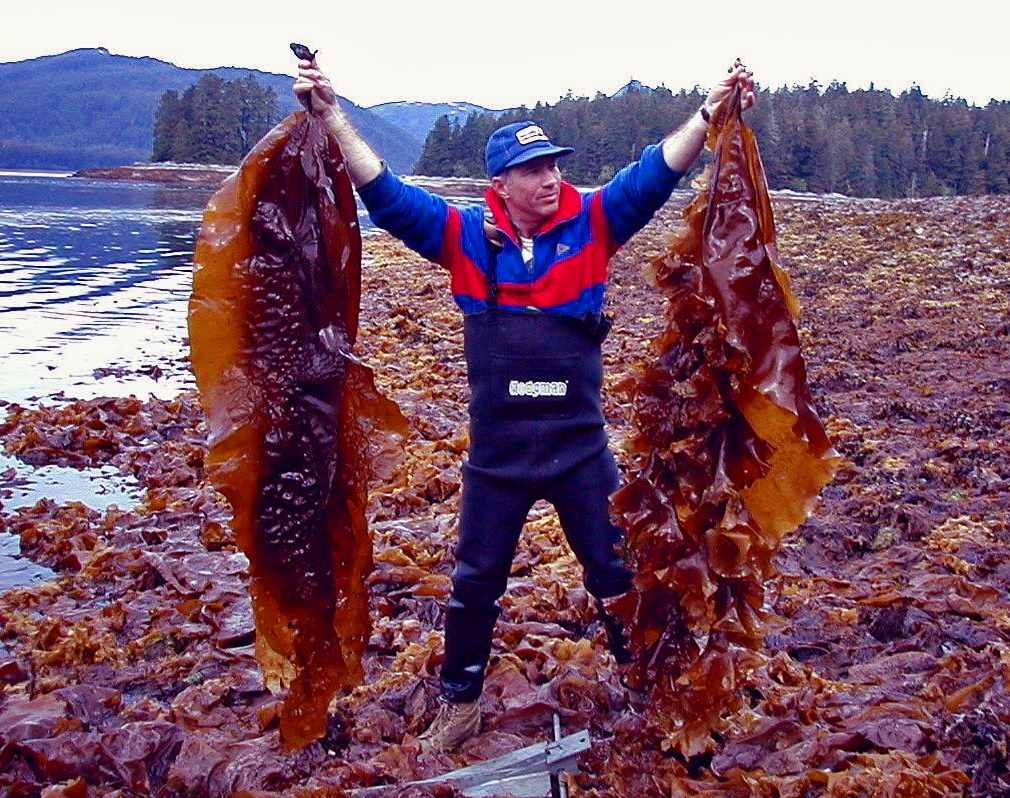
[0,173,220,406]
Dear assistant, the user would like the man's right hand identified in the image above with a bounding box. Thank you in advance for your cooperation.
[291,58,384,187]
[294,60,338,114]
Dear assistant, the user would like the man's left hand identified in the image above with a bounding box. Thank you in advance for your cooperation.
[703,59,756,119]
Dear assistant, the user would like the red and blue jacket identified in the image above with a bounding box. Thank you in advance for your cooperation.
[357,143,683,317]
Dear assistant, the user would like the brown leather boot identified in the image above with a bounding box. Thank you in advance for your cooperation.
[418,699,480,753]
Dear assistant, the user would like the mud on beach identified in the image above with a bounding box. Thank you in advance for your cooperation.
[1,191,1009,796]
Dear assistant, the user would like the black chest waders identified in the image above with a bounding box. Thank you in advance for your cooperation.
[438,234,633,704]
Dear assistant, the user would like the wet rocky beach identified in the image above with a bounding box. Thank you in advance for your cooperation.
[1,190,1008,796]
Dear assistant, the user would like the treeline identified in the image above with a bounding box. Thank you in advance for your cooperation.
[151,74,280,164]
[415,82,1010,198]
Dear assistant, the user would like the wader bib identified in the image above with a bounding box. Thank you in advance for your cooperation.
[463,308,608,479]
[440,239,631,703]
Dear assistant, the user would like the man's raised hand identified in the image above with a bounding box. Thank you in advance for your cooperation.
[294,60,338,112]
[703,60,756,119]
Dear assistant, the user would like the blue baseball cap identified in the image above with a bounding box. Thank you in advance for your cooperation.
[485,121,575,178]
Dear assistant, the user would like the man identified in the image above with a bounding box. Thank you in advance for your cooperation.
[294,60,755,753]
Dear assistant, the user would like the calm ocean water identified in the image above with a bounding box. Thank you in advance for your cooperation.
[0,171,477,407]
[0,171,215,405]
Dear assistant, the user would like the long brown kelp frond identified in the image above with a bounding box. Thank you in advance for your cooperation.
[613,91,841,755]
[189,112,406,749]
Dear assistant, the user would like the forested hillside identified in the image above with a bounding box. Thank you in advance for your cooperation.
[5,48,1007,197]
[416,82,1010,198]
[0,48,419,173]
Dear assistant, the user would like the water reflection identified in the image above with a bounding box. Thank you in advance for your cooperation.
[0,535,53,592]
[0,173,475,407]
[0,450,141,592]
[0,173,214,404]
[0,451,141,510]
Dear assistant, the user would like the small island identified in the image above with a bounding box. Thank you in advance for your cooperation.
[72,162,235,187]
[72,161,491,198]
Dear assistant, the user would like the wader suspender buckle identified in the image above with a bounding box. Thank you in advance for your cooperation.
[483,217,503,311]
[580,310,613,344]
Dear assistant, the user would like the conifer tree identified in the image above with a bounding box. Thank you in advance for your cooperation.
[151,74,280,164]
[151,90,182,162]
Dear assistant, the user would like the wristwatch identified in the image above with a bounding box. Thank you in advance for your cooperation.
[699,105,711,124]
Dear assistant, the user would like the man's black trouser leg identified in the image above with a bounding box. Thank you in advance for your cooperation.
[548,449,635,662]
[440,465,535,703]
[547,448,633,600]
[440,449,633,702]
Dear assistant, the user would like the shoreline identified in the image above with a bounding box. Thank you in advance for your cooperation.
[70,162,899,204]
[71,162,490,197]
[72,162,236,187]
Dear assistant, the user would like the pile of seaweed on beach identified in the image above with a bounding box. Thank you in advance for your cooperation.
[2,189,1009,797]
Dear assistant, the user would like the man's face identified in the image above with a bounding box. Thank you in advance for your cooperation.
[492,155,562,228]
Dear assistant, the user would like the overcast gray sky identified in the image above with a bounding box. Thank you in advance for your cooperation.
[3,0,1005,109]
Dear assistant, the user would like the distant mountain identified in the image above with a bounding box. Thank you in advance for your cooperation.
[0,48,421,173]
[611,79,655,98]
[368,101,504,144]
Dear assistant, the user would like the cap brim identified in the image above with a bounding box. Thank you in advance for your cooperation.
[497,145,575,174]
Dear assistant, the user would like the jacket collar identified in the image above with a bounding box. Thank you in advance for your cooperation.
[484,181,582,245]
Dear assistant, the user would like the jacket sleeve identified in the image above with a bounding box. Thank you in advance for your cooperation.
[599,143,684,251]
[357,166,450,263]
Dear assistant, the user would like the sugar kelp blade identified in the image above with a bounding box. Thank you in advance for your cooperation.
[614,92,840,754]
[189,111,406,749]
